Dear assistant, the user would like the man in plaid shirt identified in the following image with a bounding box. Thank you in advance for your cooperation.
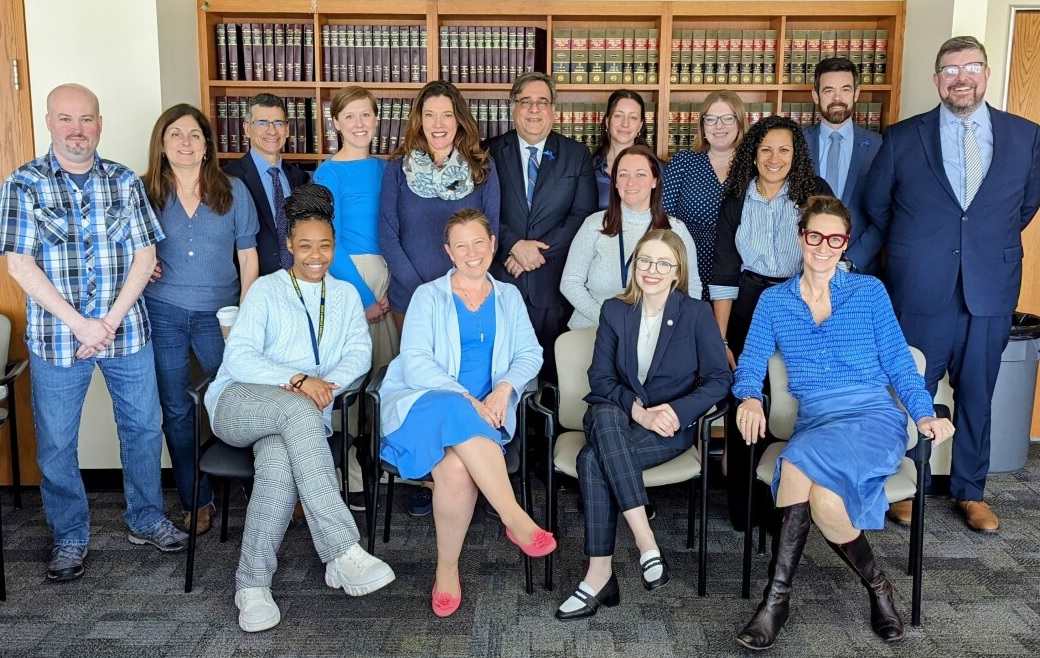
[0,83,188,582]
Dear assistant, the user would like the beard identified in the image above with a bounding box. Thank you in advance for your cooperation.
[820,102,852,124]
[941,82,983,115]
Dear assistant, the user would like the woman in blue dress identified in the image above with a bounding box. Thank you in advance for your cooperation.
[732,196,955,650]
[378,209,551,618]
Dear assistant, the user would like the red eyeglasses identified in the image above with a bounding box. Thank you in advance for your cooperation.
[801,229,850,249]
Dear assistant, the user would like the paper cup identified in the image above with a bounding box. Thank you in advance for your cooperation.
[216,305,239,340]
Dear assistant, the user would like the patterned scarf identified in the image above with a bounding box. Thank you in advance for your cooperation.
[402,148,475,201]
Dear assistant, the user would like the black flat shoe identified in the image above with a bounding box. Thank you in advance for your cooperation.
[641,554,670,590]
[555,574,620,621]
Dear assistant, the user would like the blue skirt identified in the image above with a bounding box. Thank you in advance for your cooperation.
[771,384,907,530]
[380,391,507,480]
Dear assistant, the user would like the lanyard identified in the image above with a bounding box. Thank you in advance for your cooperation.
[618,229,634,287]
[288,269,325,366]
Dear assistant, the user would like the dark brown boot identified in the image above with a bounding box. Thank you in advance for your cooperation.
[826,532,904,642]
[736,502,811,650]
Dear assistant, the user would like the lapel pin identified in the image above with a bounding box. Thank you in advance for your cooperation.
[667,319,673,326]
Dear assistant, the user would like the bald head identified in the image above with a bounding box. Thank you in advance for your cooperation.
[45,83,103,174]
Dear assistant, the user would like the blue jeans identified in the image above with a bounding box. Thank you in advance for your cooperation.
[146,297,225,512]
[30,343,168,546]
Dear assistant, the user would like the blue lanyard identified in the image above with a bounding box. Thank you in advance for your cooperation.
[288,269,325,366]
[618,229,633,287]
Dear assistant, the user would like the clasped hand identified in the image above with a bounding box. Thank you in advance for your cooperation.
[917,416,955,445]
[634,402,681,437]
[282,375,338,410]
[504,239,549,277]
[74,316,118,359]
[465,382,513,429]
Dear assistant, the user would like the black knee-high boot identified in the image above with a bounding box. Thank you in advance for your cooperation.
[736,502,811,650]
[826,532,904,642]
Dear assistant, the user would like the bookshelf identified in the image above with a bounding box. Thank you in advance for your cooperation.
[196,0,905,162]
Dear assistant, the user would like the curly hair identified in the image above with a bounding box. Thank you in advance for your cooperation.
[724,115,818,207]
[285,183,336,239]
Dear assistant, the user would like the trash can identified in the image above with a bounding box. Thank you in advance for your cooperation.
[989,312,1040,473]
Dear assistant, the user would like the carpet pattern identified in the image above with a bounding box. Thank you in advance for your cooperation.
[1,445,1039,657]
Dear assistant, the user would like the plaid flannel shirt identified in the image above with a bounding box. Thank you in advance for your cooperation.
[0,149,164,366]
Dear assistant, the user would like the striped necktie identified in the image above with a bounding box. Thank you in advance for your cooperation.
[268,167,293,269]
[961,118,983,208]
[824,132,843,198]
[526,146,539,208]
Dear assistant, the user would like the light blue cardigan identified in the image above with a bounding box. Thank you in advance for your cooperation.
[378,270,543,437]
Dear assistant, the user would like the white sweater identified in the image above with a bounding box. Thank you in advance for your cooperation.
[560,206,702,329]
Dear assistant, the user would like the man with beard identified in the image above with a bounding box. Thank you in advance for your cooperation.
[804,58,882,275]
[853,36,1040,533]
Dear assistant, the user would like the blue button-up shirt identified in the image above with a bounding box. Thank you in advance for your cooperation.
[939,102,993,209]
[249,148,291,219]
[818,120,855,199]
[0,149,164,366]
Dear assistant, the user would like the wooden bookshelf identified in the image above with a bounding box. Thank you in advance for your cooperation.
[196,0,905,162]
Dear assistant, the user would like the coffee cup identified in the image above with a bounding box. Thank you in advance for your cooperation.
[216,305,239,340]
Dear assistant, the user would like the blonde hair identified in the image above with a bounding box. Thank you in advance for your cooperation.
[616,229,689,305]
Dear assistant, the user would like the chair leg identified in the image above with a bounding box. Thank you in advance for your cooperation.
[686,477,696,550]
[184,455,203,593]
[220,479,231,543]
[698,456,709,597]
[1,498,7,601]
[910,487,926,626]
[544,460,555,591]
[741,441,755,599]
[382,474,395,544]
[7,385,21,509]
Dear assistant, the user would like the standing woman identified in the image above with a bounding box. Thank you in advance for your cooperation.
[561,144,701,330]
[662,90,748,301]
[709,114,831,528]
[591,90,662,210]
[142,104,259,535]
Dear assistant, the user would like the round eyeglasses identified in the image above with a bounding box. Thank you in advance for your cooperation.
[802,229,850,249]
[634,256,678,275]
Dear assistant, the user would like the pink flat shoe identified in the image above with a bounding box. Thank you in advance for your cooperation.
[505,527,557,558]
[432,577,462,618]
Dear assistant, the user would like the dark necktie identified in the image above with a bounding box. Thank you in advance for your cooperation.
[824,132,843,197]
[526,146,539,208]
[267,166,293,269]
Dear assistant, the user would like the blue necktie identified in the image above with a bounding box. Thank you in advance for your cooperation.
[267,167,293,270]
[824,132,843,197]
[526,146,539,208]
[961,118,983,208]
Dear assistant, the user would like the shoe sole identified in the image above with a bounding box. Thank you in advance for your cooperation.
[326,567,396,596]
[408,508,432,518]
[47,548,88,582]
[735,637,775,651]
[127,534,188,553]
[238,610,281,633]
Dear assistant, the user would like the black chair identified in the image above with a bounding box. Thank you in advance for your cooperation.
[183,372,367,593]
[0,383,7,601]
[1,314,29,509]
[740,348,944,627]
[363,365,539,594]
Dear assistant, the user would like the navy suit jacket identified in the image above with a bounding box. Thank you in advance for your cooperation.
[852,104,1040,317]
[223,153,310,275]
[585,292,732,431]
[804,122,882,275]
[485,130,597,310]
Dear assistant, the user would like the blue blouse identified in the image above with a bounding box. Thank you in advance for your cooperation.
[732,269,935,422]
[662,150,725,300]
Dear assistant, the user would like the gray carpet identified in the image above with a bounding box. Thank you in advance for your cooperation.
[2,444,1040,657]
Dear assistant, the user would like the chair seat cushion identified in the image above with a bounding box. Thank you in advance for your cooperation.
[199,440,256,479]
[553,431,702,487]
[755,442,785,484]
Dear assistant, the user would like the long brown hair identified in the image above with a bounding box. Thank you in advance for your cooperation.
[616,229,689,305]
[394,80,490,186]
[601,144,670,237]
[143,104,232,215]
[592,89,649,163]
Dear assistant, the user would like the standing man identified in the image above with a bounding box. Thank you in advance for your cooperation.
[805,57,883,276]
[486,72,597,379]
[0,83,188,581]
[858,37,1040,532]
[223,93,309,276]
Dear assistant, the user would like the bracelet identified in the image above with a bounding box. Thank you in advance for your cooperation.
[292,374,308,389]
[722,339,729,346]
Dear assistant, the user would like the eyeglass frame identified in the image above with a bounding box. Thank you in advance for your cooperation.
[801,228,850,249]
[634,256,679,275]
[702,113,738,126]
[935,62,986,78]
[246,119,288,129]
[513,97,553,110]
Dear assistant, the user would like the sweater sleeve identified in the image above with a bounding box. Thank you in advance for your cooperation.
[559,214,606,325]
[221,278,301,386]
[709,194,744,300]
[732,290,776,401]
[398,284,468,395]
[869,279,934,422]
[494,284,544,398]
[378,162,424,306]
[323,283,373,396]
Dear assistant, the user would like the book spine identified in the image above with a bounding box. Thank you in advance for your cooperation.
[389,25,401,83]
[622,29,635,84]
[867,102,882,132]
[821,30,837,60]
[751,30,764,84]
[286,97,298,154]
[419,26,428,82]
[459,26,470,84]
[633,28,649,84]
[644,100,655,149]
[263,24,275,81]
[217,96,229,152]
[571,29,589,84]
[552,29,570,84]
[322,98,337,154]
[704,30,717,84]
[362,25,374,83]
[474,26,485,83]
[229,96,241,153]
[381,24,392,83]
[588,29,606,84]
[216,23,229,80]
[873,30,888,84]
[448,26,459,83]
[275,23,286,82]
[763,30,777,84]
[321,25,331,81]
[805,30,822,83]
[861,30,876,82]
[836,30,851,60]
[647,29,659,83]
[250,24,262,81]
[791,30,807,84]
[241,23,254,82]
[728,30,742,84]
[226,23,240,81]
[303,24,314,82]
[849,30,863,84]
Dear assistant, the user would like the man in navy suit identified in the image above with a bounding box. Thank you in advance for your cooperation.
[486,72,598,380]
[805,58,882,276]
[223,94,309,276]
[853,37,1040,532]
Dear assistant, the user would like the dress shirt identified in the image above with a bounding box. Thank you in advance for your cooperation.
[818,120,855,199]
[249,148,291,219]
[939,103,993,209]
[517,134,548,196]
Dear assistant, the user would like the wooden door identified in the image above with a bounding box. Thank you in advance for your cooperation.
[0,0,40,486]
[1006,10,1040,436]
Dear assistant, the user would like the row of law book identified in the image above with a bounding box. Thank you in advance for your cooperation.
[551,29,661,85]
[215,23,316,82]
[555,102,657,152]
[783,29,889,84]
[669,30,778,85]
[438,26,547,84]
[215,96,321,155]
[320,25,428,84]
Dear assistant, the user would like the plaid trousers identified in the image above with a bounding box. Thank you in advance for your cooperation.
[578,403,693,556]
[213,383,361,589]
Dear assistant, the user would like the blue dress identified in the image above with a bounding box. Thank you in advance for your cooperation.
[662,150,725,301]
[380,290,504,479]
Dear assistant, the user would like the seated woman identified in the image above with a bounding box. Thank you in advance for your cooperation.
[378,208,550,618]
[204,184,395,633]
[561,144,701,331]
[556,229,731,621]
[732,196,955,650]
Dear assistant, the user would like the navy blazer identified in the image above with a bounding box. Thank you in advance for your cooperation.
[852,104,1040,316]
[804,123,882,275]
[585,291,732,431]
[485,130,598,309]
[223,153,310,275]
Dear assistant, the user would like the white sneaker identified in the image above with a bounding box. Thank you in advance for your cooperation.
[235,587,280,632]
[325,544,396,596]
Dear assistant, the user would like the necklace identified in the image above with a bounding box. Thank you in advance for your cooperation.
[454,279,492,342]
[642,309,662,344]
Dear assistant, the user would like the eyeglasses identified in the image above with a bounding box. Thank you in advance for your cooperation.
[514,97,552,110]
[703,113,738,126]
[802,229,850,249]
[634,256,678,275]
[936,62,986,78]
[247,119,288,129]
